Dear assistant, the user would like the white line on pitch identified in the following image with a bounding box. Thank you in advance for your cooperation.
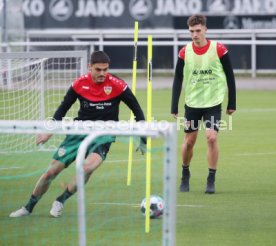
[90,202,205,208]
[91,202,139,207]
[177,204,205,208]
[238,108,276,112]
[235,152,276,156]
[105,158,144,163]
[0,166,22,170]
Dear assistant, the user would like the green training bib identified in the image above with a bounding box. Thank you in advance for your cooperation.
[184,41,226,108]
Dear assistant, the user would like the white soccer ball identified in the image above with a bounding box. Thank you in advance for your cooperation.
[140,195,164,219]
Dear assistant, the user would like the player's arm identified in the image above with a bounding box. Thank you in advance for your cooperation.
[220,53,236,115]
[53,86,78,120]
[171,57,184,118]
[36,86,78,145]
[121,87,147,154]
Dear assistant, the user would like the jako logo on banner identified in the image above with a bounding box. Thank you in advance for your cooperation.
[49,0,73,21]
[129,0,153,20]
[207,0,231,13]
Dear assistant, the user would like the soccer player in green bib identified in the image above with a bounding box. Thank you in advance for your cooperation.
[171,14,236,194]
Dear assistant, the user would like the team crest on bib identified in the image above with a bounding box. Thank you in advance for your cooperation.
[104,86,112,95]
[58,147,66,157]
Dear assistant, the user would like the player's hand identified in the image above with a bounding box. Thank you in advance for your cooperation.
[136,138,147,155]
[36,134,52,145]
[136,142,146,155]
[226,109,236,115]
[171,113,178,119]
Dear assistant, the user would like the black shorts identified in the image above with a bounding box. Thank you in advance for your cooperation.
[184,104,222,133]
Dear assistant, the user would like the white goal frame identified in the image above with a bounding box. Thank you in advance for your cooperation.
[0,120,177,246]
[0,50,87,70]
[0,50,87,119]
[0,50,88,80]
[0,51,88,153]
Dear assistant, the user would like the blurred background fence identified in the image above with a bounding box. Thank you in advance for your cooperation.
[1,0,276,77]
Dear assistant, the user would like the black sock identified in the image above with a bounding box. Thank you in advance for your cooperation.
[207,168,216,182]
[56,188,73,204]
[25,194,40,213]
[182,165,190,179]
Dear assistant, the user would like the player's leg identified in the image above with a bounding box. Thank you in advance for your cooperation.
[33,160,65,197]
[50,153,104,217]
[50,142,112,217]
[206,129,219,170]
[182,131,198,166]
[9,135,83,218]
[203,104,221,194]
[180,105,201,192]
[9,160,65,217]
[205,129,218,193]
[180,131,198,192]
[67,152,104,194]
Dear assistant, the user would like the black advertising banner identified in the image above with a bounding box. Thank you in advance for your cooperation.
[174,15,276,29]
[23,0,173,29]
[22,0,276,29]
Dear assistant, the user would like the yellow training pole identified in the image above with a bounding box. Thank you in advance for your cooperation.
[127,21,139,186]
[145,35,152,233]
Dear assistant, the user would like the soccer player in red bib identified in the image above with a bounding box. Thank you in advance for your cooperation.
[171,14,236,194]
[10,51,146,217]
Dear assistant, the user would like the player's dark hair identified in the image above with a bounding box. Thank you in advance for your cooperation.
[90,51,110,64]
[187,14,207,27]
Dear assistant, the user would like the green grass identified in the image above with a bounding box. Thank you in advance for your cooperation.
[1,89,276,245]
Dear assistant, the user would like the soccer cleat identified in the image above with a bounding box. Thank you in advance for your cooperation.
[9,207,30,218]
[205,180,215,194]
[179,175,190,192]
[50,201,64,217]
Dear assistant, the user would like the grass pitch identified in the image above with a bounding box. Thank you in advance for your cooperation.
[0,89,276,246]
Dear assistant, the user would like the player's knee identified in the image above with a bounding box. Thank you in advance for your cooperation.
[45,165,63,180]
[84,165,94,176]
[42,173,55,186]
[206,134,217,146]
[183,139,195,150]
[84,161,100,175]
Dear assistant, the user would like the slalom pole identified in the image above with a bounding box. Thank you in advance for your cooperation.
[127,21,139,186]
[145,35,152,233]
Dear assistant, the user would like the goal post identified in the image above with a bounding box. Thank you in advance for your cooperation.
[0,51,88,152]
[0,120,177,246]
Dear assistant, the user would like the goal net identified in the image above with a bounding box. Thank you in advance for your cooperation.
[0,51,87,152]
[0,120,177,246]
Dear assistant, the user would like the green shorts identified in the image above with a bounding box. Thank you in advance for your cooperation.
[53,135,115,167]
